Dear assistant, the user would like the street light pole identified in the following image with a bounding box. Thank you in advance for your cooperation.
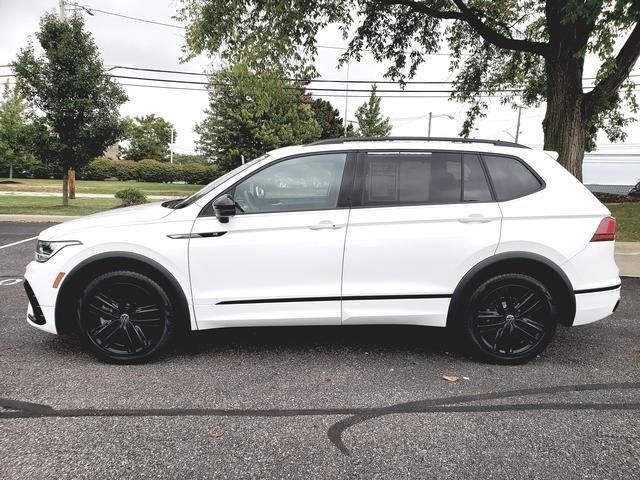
[515,105,523,143]
[428,112,432,137]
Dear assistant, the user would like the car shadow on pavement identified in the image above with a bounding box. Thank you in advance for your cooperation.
[173,324,459,359]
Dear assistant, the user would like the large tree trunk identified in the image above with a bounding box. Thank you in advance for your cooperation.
[542,59,588,181]
[8,162,13,180]
[62,171,69,206]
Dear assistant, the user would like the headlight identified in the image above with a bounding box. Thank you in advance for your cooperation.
[35,240,82,262]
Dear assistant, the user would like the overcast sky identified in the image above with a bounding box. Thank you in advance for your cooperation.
[1,0,639,175]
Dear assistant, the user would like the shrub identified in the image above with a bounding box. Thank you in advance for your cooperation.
[115,187,147,206]
[84,157,119,180]
[113,160,139,181]
[179,162,219,185]
[80,157,220,184]
[137,159,176,183]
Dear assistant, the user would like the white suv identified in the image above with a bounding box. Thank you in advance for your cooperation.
[24,138,621,364]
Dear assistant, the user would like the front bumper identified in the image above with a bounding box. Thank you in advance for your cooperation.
[23,250,79,335]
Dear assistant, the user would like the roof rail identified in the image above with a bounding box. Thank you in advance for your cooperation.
[306,136,530,149]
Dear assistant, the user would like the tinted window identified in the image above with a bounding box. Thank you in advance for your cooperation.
[463,154,492,202]
[233,153,346,213]
[483,155,542,201]
[362,152,462,206]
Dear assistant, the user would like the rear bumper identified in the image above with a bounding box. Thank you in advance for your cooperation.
[572,284,621,326]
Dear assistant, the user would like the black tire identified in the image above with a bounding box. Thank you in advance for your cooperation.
[77,270,175,364]
[459,273,557,364]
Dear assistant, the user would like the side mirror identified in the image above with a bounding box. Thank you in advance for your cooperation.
[213,194,236,223]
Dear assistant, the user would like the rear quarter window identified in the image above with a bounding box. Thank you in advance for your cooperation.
[483,155,543,201]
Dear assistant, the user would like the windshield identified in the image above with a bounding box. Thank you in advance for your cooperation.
[173,155,268,208]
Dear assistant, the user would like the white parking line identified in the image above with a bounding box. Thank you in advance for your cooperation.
[0,236,38,250]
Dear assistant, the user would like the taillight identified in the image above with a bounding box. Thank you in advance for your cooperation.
[591,216,616,242]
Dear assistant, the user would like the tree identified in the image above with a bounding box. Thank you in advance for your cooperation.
[195,63,321,173]
[308,97,345,138]
[122,114,175,162]
[354,84,392,136]
[177,0,640,181]
[0,81,38,179]
[13,13,127,205]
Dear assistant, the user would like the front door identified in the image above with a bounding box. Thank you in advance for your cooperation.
[189,152,352,329]
[342,150,502,326]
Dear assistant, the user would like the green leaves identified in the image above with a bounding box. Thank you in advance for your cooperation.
[308,97,346,139]
[122,115,175,162]
[0,81,38,178]
[195,63,321,173]
[177,0,639,179]
[12,13,127,171]
[354,84,392,137]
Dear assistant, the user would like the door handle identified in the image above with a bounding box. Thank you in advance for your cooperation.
[308,221,343,230]
[458,214,492,223]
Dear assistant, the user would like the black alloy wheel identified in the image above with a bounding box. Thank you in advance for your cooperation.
[462,273,557,364]
[78,270,175,363]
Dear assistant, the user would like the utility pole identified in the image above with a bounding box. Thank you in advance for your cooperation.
[170,127,175,164]
[58,0,66,19]
[343,61,350,137]
[427,112,432,137]
[515,105,523,143]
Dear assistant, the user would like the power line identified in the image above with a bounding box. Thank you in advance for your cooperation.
[67,2,185,29]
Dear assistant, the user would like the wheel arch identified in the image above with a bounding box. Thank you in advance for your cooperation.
[55,252,192,335]
[446,252,576,328]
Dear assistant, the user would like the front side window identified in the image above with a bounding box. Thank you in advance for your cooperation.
[483,155,542,201]
[233,153,347,213]
[361,152,462,206]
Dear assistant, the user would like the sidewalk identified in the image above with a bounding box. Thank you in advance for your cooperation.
[0,191,175,200]
[615,242,640,278]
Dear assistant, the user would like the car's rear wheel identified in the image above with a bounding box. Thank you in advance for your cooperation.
[460,273,557,364]
[78,270,175,363]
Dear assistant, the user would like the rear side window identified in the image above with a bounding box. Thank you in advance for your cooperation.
[463,154,492,202]
[362,152,461,206]
[483,155,542,201]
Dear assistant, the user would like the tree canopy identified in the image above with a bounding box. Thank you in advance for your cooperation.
[13,13,127,204]
[177,0,640,180]
[308,97,346,138]
[122,114,175,162]
[195,63,321,173]
[354,84,392,136]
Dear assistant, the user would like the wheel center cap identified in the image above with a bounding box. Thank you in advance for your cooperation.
[120,313,130,322]
[505,314,515,323]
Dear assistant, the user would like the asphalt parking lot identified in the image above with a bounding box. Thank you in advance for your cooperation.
[1,222,639,479]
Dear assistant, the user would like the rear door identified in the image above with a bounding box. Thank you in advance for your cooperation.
[341,150,502,326]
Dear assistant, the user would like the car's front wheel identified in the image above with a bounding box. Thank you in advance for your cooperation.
[78,270,175,363]
[460,273,557,364]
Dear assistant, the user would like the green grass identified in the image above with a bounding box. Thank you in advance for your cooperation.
[607,203,640,242]
[0,196,122,216]
[0,178,200,196]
